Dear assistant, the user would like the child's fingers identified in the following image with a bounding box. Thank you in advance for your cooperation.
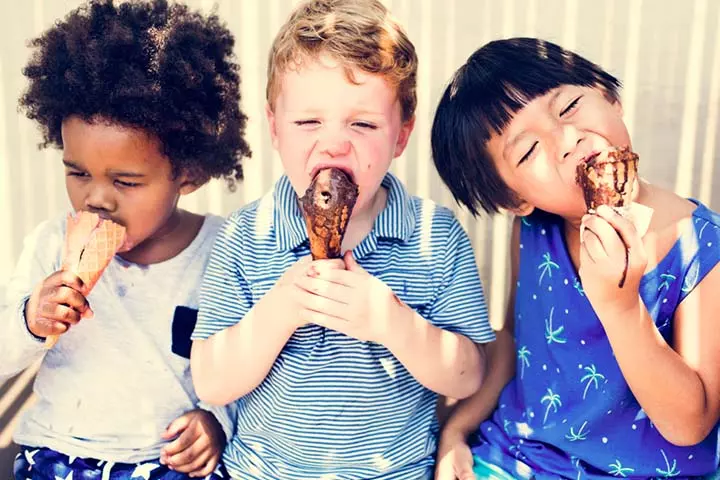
[34,317,69,336]
[307,266,359,287]
[162,426,195,457]
[596,205,642,251]
[294,276,352,304]
[580,226,605,263]
[163,413,191,441]
[189,457,218,478]
[456,465,476,480]
[299,309,349,333]
[48,286,90,315]
[583,214,625,257]
[579,239,595,271]
[38,303,82,326]
[311,258,346,270]
[50,270,87,294]
[170,444,211,473]
[295,289,350,320]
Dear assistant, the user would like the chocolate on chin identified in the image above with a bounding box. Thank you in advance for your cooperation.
[299,168,359,260]
[575,146,639,212]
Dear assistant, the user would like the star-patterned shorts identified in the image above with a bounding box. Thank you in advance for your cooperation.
[13,446,230,480]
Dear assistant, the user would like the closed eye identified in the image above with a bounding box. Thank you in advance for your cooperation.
[560,96,582,117]
[115,180,141,188]
[294,119,320,127]
[66,170,88,178]
[352,121,377,130]
[518,141,538,166]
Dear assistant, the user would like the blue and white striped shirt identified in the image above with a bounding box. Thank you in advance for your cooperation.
[193,173,494,480]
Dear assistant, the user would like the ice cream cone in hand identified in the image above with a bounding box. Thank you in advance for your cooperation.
[575,146,648,288]
[45,211,126,348]
[299,168,359,260]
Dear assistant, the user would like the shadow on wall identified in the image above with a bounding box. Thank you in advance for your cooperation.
[0,369,34,475]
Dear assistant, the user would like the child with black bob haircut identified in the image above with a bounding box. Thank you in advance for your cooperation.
[432,38,720,479]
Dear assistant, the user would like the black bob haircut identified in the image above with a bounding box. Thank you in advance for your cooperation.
[431,37,621,216]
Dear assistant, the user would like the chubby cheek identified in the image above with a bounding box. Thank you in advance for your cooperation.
[279,134,317,190]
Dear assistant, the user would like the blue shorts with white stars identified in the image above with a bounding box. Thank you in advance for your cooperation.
[13,446,230,480]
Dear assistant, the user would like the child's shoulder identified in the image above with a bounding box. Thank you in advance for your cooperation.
[24,211,69,251]
[408,195,463,231]
[215,192,277,248]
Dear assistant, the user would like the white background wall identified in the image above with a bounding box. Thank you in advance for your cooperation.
[1,0,719,472]
[2,0,720,325]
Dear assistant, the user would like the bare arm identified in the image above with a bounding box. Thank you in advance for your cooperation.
[191,286,298,406]
[440,217,519,439]
[599,263,720,446]
[434,218,520,480]
[192,257,343,406]
[580,206,720,446]
[384,309,486,399]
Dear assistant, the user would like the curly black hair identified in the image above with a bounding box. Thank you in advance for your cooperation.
[19,0,250,187]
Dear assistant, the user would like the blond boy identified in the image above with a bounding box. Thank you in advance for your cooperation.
[191,1,494,478]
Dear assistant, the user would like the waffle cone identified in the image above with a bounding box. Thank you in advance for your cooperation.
[46,211,126,348]
[299,168,358,259]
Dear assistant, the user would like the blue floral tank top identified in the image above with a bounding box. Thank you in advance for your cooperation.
[470,200,720,479]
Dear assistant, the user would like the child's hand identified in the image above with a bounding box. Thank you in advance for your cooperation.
[25,270,93,338]
[269,256,345,330]
[579,205,648,317]
[160,409,225,478]
[292,251,410,344]
[435,431,475,480]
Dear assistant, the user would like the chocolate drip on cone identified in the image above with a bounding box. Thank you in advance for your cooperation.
[576,146,639,288]
[575,146,639,212]
[299,168,359,259]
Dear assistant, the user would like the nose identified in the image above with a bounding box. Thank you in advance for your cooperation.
[318,131,351,158]
[558,124,583,163]
[84,183,116,213]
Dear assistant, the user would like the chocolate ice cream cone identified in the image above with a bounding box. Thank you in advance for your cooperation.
[576,146,640,288]
[299,168,359,259]
[576,146,639,212]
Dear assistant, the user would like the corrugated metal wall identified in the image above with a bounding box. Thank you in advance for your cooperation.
[1,0,719,472]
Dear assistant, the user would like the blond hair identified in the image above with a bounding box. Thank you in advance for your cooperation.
[267,0,417,122]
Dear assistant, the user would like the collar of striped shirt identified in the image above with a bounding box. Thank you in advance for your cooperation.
[272,172,417,256]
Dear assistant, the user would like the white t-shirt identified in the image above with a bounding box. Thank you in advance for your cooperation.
[1,213,232,463]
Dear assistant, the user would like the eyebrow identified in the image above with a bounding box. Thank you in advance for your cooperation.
[503,89,565,160]
[62,159,146,177]
[547,88,565,111]
[504,132,525,160]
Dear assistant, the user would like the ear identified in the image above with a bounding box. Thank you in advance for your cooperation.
[509,200,535,217]
[612,98,624,117]
[393,115,416,158]
[266,103,280,151]
[177,172,202,196]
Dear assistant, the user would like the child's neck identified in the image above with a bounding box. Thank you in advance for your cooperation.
[342,186,388,253]
[118,209,205,266]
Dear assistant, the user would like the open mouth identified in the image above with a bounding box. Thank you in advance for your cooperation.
[579,150,601,166]
[310,165,355,183]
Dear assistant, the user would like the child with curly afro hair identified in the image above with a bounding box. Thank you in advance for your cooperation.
[3,1,251,478]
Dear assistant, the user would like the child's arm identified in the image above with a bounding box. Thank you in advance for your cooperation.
[435,218,519,480]
[1,221,67,378]
[293,217,494,400]
[191,217,345,405]
[192,259,338,405]
[581,206,720,446]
